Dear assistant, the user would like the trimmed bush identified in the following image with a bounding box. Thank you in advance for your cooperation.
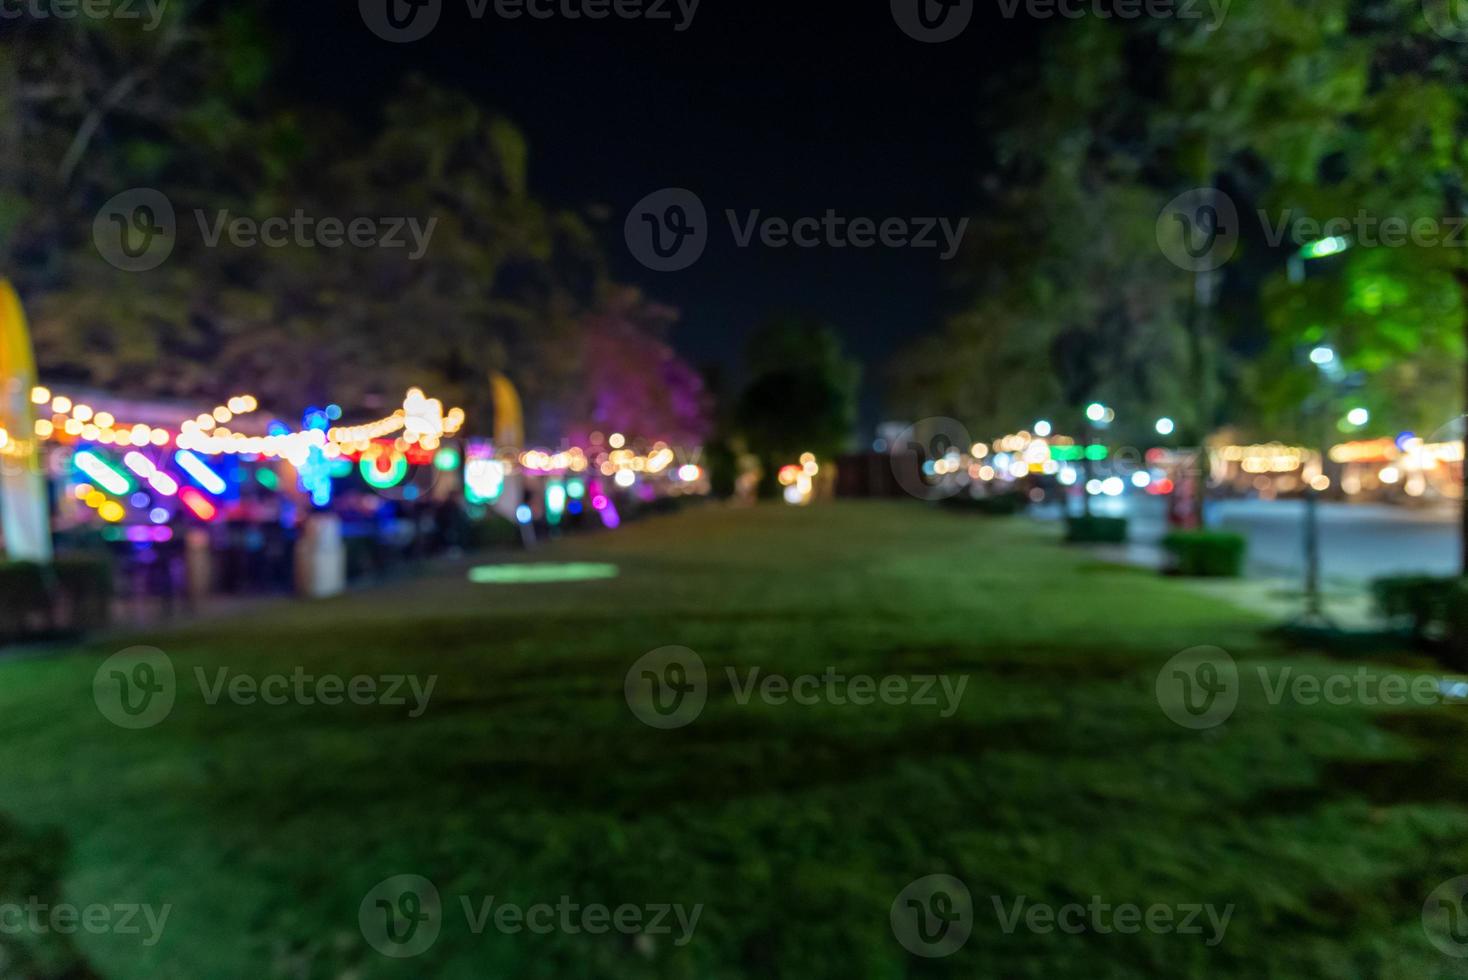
[1372,575,1463,642]
[1162,531,1247,578]
[1065,515,1128,544]
[0,561,50,639]
[942,491,1027,516]
[468,513,524,550]
[1371,575,1468,668]
[52,556,113,632]
[0,557,114,641]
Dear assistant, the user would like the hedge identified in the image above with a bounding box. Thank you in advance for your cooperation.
[1065,515,1129,544]
[1162,531,1247,578]
[0,556,112,642]
[941,491,1028,516]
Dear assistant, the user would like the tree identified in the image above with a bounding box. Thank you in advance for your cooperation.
[556,286,711,448]
[2,12,621,434]
[736,318,859,498]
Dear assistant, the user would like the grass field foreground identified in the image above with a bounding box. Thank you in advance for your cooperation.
[0,502,1464,977]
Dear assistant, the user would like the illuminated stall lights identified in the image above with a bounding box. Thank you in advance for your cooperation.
[178,487,218,521]
[545,482,567,525]
[123,525,174,544]
[778,453,819,505]
[1050,445,1109,462]
[359,444,410,489]
[520,448,589,474]
[174,450,228,495]
[465,458,506,504]
[434,446,461,472]
[73,450,133,496]
[122,451,180,496]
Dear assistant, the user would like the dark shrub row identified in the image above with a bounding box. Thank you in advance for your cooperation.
[0,557,112,642]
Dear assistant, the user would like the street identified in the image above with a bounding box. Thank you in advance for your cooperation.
[1054,494,1460,584]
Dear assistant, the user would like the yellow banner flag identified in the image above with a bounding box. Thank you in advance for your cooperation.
[0,280,52,561]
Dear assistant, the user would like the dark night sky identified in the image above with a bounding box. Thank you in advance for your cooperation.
[282,2,1042,424]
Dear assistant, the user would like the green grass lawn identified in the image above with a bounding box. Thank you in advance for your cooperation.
[0,501,1466,978]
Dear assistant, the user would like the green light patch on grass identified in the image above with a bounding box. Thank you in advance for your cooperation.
[467,562,619,584]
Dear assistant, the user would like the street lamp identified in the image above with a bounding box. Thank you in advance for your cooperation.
[1295,343,1362,629]
[1287,241,1352,629]
[1300,235,1350,260]
[1078,403,1110,517]
[1289,237,1352,284]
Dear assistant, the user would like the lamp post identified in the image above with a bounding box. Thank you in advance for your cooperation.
[1289,238,1354,629]
[1300,357,1333,627]
[1081,402,1109,517]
